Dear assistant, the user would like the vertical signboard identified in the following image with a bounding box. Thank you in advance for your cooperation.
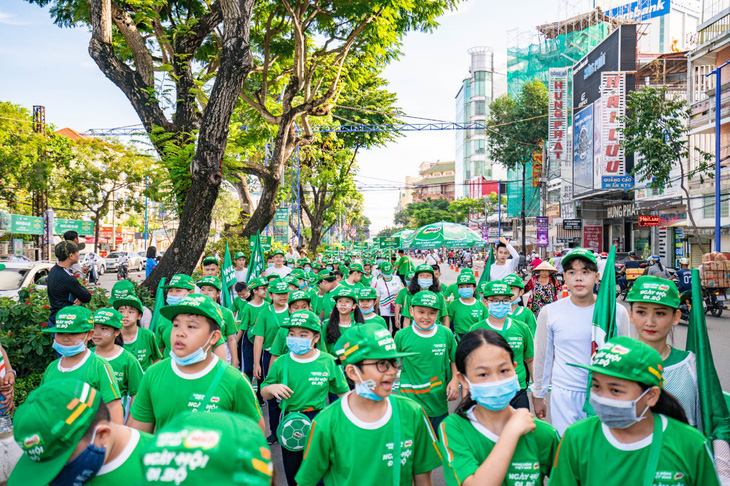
[273,207,290,244]
[600,72,627,183]
[536,217,549,247]
[583,225,603,252]
[548,68,569,171]
[532,150,543,187]
[573,105,594,194]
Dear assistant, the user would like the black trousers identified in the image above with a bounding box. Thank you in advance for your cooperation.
[281,410,321,486]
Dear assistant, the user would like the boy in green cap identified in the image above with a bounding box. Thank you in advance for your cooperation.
[627,275,701,428]
[396,290,459,431]
[113,294,163,371]
[471,281,533,409]
[198,276,239,369]
[358,287,388,329]
[201,256,219,277]
[296,324,442,486]
[395,249,414,286]
[239,277,269,388]
[268,290,326,360]
[341,263,364,289]
[374,262,404,334]
[233,251,248,282]
[140,411,274,486]
[10,379,154,486]
[502,273,537,335]
[531,247,631,434]
[261,310,349,485]
[41,307,123,424]
[265,249,292,278]
[400,264,450,330]
[551,337,720,486]
[128,294,263,434]
[447,272,487,340]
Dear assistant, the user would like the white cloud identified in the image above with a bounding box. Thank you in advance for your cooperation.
[0,12,31,26]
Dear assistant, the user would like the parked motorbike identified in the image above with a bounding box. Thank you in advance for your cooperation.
[118,261,129,280]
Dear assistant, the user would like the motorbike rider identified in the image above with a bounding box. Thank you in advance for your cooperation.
[118,252,130,279]
[83,252,100,284]
[644,254,671,278]
[675,258,692,294]
[617,251,642,292]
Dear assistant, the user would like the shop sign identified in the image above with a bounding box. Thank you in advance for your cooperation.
[532,150,543,187]
[548,69,569,169]
[638,215,661,227]
[563,219,582,231]
[599,72,627,180]
[659,212,685,227]
[606,203,636,219]
[583,225,603,252]
[536,217,549,247]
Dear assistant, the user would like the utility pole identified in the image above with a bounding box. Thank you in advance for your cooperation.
[706,60,730,253]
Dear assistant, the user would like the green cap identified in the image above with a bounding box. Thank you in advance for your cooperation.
[335,324,417,365]
[459,268,474,275]
[202,256,219,266]
[502,273,525,289]
[626,275,680,309]
[379,262,393,273]
[290,268,306,279]
[561,247,597,268]
[198,275,223,292]
[44,306,93,333]
[317,270,335,283]
[0,263,4,271]
[233,251,246,260]
[268,279,290,294]
[410,290,440,309]
[481,281,514,298]
[312,263,322,270]
[333,286,358,302]
[298,257,310,265]
[141,411,273,486]
[348,263,364,274]
[160,294,223,328]
[163,274,195,291]
[11,379,102,486]
[284,275,299,286]
[288,290,312,304]
[92,307,123,329]
[281,310,322,333]
[272,249,285,257]
[568,336,664,388]
[248,277,268,290]
[112,294,144,314]
[109,279,135,303]
[414,264,435,276]
[456,273,477,285]
[358,287,378,300]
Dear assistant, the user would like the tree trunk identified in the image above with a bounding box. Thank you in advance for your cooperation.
[93,213,101,254]
[308,214,325,254]
[679,159,707,255]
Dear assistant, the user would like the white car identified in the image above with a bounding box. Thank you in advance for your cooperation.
[78,252,107,275]
[0,261,55,301]
[105,251,144,272]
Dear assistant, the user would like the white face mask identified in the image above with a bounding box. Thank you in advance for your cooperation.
[589,388,651,429]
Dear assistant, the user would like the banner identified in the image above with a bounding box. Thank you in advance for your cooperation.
[273,207,290,243]
[536,217,549,247]
[600,72,627,183]
[583,225,603,252]
[532,149,544,187]
[606,0,671,23]
[548,68,570,172]
[573,105,594,196]
[0,214,44,235]
[54,218,95,236]
[250,236,272,252]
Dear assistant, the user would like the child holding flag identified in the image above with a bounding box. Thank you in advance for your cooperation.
[439,329,559,486]
[396,291,460,431]
[550,337,720,486]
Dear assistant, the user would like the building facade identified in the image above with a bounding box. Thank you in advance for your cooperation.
[412,161,456,203]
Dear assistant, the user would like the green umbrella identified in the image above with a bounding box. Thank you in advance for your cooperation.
[392,229,415,239]
[401,222,485,249]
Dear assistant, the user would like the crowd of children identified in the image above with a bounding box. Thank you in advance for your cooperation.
[2,245,727,485]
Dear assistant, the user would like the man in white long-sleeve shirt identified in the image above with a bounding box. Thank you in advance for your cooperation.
[489,237,520,281]
[531,247,632,435]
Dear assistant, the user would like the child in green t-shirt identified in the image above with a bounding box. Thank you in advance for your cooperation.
[324,287,365,352]
[113,295,163,371]
[439,329,559,486]
[447,272,487,340]
[396,291,459,432]
[358,287,388,329]
[198,276,239,369]
[502,273,537,336]
[239,277,268,385]
[296,324,442,486]
[262,311,349,486]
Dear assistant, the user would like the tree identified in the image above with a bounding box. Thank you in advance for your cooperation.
[28,0,257,290]
[449,194,506,224]
[58,138,149,252]
[377,227,403,238]
[621,86,713,254]
[487,80,548,251]
[394,198,454,228]
[233,1,457,237]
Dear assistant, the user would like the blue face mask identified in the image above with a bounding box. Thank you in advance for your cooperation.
[267,263,274,268]
[304,266,312,273]
[326,265,333,271]
[50,427,106,486]
[286,336,312,355]
[169,334,213,366]
[166,295,184,306]
[466,374,520,411]
[382,272,393,278]
[353,368,384,402]
[417,278,433,290]
[359,305,375,315]
[488,302,512,319]
[299,281,307,289]
[414,321,436,332]
[53,335,88,357]
[458,287,475,299]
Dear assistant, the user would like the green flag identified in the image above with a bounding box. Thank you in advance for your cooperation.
[221,242,236,311]
[583,244,618,414]
[687,268,730,478]
[148,277,166,333]
[478,244,494,288]
[246,231,266,284]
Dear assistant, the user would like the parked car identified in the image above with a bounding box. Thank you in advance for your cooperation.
[0,261,55,301]
[78,252,107,275]
[105,251,144,272]
[0,254,32,262]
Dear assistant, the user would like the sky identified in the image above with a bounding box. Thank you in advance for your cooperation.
[0,0,592,233]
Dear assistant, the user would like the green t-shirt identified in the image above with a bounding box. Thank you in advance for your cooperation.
[361,274,374,288]
[550,415,720,486]
[295,394,442,486]
[261,350,349,412]
[87,429,153,485]
[363,314,388,329]
[439,409,559,486]
[448,298,488,335]
[43,350,121,405]
[216,304,237,338]
[396,256,413,276]
[239,301,266,343]
[252,304,289,350]
[96,347,144,398]
[130,357,262,430]
[395,288,409,307]
[321,284,346,320]
[232,296,248,330]
[340,280,364,290]
[123,326,163,371]
[469,318,534,389]
[394,325,457,417]
[509,306,537,336]
[402,291,449,324]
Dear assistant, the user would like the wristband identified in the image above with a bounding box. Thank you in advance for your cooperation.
[5,370,15,376]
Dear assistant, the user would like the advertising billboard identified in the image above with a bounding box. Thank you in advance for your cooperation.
[606,0,671,23]
[573,105,594,195]
[548,68,570,172]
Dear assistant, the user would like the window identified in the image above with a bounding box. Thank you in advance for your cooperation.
[473,101,486,116]
[474,139,486,154]
[704,195,716,219]
[473,72,486,96]
[723,197,730,219]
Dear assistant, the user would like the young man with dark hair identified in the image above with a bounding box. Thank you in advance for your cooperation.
[489,237,520,281]
[531,248,632,435]
[47,241,92,326]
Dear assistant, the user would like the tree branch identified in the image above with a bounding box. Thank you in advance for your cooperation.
[110,3,155,86]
